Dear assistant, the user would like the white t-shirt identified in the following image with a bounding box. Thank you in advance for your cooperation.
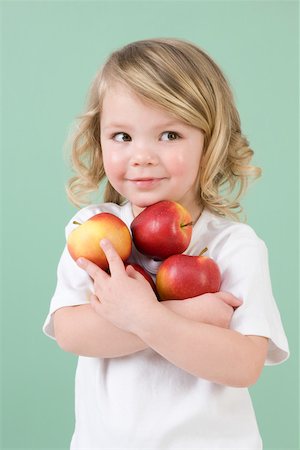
[43,201,289,450]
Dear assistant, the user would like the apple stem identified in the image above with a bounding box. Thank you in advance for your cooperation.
[73,220,82,225]
[181,221,193,228]
[199,246,208,257]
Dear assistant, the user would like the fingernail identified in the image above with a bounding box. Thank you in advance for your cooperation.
[100,238,109,249]
[77,258,85,267]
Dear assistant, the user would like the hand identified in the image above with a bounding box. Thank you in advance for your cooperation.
[76,239,160,334]
[162,292,242,329]
[198,292,242,328]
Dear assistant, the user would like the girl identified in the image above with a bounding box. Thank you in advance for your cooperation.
[43,38,289,449]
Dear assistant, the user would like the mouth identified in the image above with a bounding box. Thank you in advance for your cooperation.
[127,178,166,188]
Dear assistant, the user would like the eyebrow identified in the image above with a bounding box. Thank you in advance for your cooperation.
[102,123,130,130]
[101,121,186,131]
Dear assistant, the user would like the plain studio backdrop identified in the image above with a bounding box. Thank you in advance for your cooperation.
[1,1,299,449]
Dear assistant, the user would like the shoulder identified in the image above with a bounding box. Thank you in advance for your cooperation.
[206,209,262,241]
[191,209,267,260]
[64,202,131,238]
[194,211,271,291]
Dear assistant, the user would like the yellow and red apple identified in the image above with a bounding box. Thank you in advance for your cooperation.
[156,247,221,300]
[67,213,132,270]
[131,200,193,259]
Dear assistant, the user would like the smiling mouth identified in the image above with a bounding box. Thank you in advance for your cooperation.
[128,178,165,187]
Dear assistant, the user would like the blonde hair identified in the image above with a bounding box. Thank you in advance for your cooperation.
[66,38,261,220]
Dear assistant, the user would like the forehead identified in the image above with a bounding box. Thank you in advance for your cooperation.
[100,83,179,125]
[102,83,144,108]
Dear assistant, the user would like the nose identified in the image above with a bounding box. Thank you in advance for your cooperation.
[130,142,159,167]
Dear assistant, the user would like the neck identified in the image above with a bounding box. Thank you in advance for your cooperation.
[191,203,204,224]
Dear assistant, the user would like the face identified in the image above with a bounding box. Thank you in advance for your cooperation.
[100,84,205,221]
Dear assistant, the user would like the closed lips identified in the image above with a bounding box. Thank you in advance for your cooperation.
[128,177,166,181]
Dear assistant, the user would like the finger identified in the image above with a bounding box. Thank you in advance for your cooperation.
[125,265,144,280]
[125,265,136,277]
[77,257,109,283]
[90,293,101,305]
[100,239,126,277]
[90,293,102,313]
[218,291,243,308]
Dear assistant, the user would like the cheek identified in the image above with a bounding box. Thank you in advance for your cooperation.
[169,153,200,180]
[102,150,125,181]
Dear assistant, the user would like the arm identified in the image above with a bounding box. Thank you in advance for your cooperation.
[54,304,145,357]
[73,240,268,387]
[133,305,269,388]
[54,292,239,358]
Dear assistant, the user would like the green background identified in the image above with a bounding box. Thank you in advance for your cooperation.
[1,1,299,449]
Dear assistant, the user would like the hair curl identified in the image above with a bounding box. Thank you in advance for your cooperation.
[66,38,261,220]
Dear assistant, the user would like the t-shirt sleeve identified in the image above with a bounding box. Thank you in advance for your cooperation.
[218,232,289,366]
[42,210,95,340]
[42,245,94,340]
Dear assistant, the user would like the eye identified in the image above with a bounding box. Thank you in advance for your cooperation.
[113,132,131,142]
[161,131,180,141]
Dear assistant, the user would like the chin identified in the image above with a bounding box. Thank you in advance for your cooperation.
[132,201,153,211]
[129,196,162,208]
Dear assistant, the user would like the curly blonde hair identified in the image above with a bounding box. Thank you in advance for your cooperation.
[66,38,261,220]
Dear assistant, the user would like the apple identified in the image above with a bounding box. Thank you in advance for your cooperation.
[156,247,221,300]
[131,200,193,259]
[125,262,157,294]
[67,213,132,270]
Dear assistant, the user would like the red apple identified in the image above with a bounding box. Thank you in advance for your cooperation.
[125,263,157,294]
[67,213,132,270]
[131,201,193,259]
[156,247,221,300]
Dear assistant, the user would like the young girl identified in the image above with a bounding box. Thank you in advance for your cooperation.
[43,38,289,449]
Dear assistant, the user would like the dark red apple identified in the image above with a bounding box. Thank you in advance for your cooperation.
[131,200,193,260]
[156,247,221,300]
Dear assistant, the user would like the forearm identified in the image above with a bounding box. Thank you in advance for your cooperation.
[54,301,198,358]
[54,304,146,357]
[134,304,267,387]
